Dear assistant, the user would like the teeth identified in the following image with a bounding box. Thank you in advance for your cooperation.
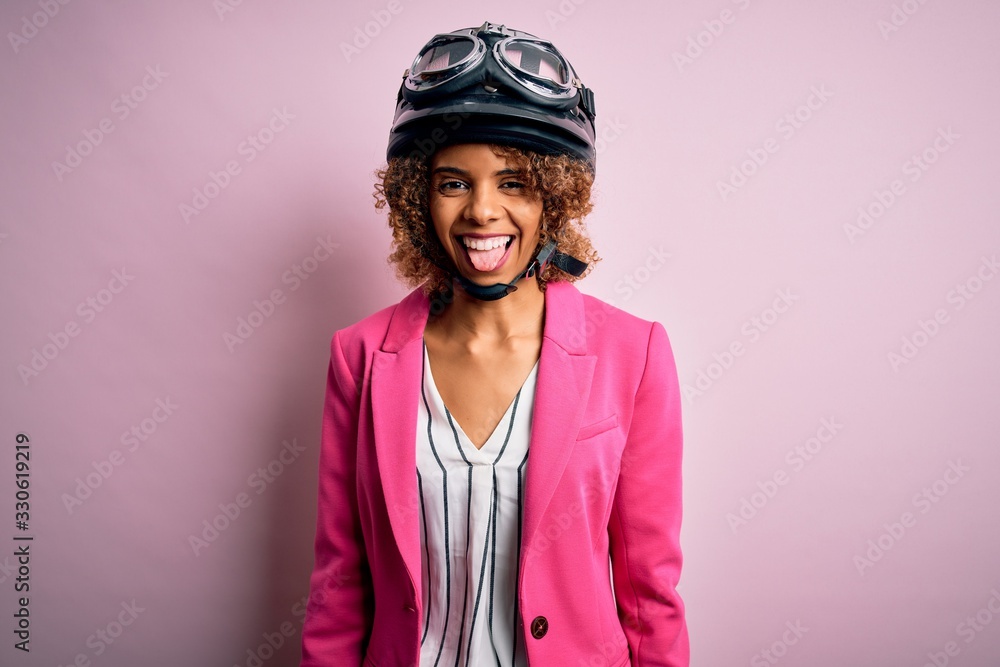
[462,235,511,251]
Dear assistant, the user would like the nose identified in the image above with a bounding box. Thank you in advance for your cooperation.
[463,183,503,226]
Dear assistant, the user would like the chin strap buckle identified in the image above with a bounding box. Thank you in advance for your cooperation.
[525,240,557,278]
[528,239,588,278]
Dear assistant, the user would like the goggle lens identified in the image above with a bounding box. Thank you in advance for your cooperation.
[411,37,478,83]
[502,40,571,89]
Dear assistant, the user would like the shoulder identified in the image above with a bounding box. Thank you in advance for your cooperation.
[335,301,396,346]
[595,296,672,369]
[565,287,681,401]
[558,283,670,357]
[580,291,657,336]
[545,282,679,393]
[329,288,428,370]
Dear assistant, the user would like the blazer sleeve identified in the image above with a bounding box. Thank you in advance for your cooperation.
[608,321,690,666]
[301,330,373,666]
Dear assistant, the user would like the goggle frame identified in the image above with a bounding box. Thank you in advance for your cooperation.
[401,24,594,117]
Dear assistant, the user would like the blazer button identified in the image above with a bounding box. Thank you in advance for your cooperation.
[403,604,416,612]
[530,616,548,639]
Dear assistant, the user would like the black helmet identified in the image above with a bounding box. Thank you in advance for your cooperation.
[387,21,597,169]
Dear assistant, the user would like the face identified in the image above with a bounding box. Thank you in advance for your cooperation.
[428,144,543,286]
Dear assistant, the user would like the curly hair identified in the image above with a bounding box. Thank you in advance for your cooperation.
[372,144,600,297]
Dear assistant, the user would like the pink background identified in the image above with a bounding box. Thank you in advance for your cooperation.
[2,1,999,665]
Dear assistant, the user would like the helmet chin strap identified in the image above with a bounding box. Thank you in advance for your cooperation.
[450,239,588,301]
[411,231,589,302]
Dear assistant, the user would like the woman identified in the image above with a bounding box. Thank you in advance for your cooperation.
[301,22,688,667]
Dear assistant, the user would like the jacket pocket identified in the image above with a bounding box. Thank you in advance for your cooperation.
[576,413,618,441]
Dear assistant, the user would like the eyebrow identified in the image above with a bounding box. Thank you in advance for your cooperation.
[431,166,519,177]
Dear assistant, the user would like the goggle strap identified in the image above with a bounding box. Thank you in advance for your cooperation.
[550,250,588,277]
[579,86,596,119]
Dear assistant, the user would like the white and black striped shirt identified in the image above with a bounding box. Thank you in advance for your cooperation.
[416,341,537,667]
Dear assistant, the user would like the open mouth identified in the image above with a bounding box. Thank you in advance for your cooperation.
[459,235,514,273]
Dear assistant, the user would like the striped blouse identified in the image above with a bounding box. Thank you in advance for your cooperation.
[416,341,538,667]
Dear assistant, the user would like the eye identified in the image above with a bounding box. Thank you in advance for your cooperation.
[500,180,527,191]
[435,179,467,194]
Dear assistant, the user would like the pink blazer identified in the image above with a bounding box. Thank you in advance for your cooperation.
[301,281,688,666]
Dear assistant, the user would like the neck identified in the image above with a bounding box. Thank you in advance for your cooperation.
[429,276,545,346]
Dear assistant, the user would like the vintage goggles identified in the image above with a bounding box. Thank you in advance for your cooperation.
[402,22,596,118]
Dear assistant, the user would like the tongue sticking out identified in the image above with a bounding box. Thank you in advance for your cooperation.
[466,244,507,272]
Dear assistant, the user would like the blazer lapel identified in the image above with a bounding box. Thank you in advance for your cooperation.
[520,282,597,568]
[371,288,430,592]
